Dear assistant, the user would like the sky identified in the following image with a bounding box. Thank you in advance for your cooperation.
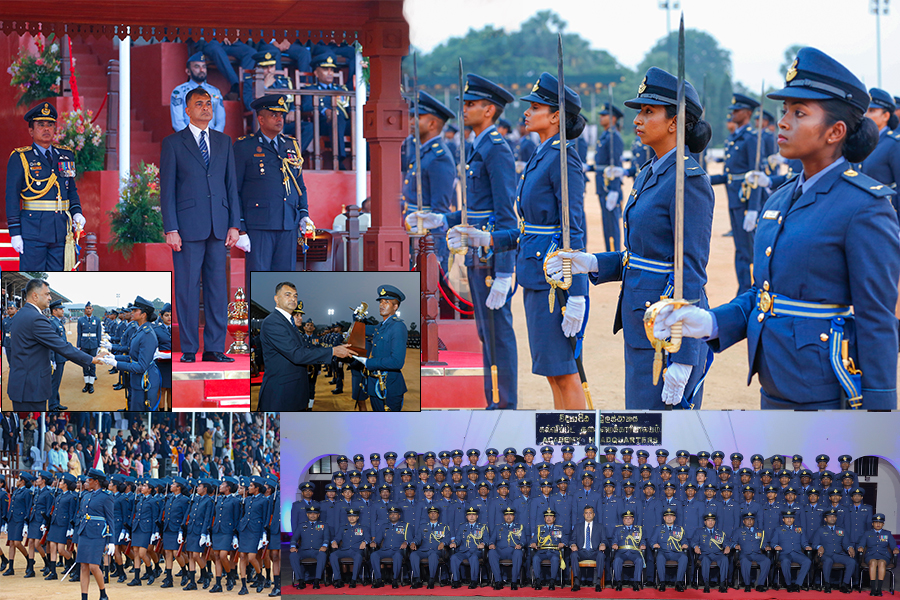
[43,271,172,307]
[249,271,420,326]
[405,0,900,94]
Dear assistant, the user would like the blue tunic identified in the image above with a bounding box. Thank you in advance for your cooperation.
[711,160,900,409]
[184,494,213,552]
[113,322,162,411]
[211,494,241,550]
[858,128,900,213]
[238,493,268,553]
[75,489,114,565]
[591,150,713,408]
[130,492,160,548]
[365,315,408,409]
[402,135,456,271]
[594,128,625,252]
[161,493,189,550]
[47,489,78,544]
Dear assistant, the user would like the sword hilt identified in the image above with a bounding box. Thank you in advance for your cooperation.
[562,257,573,290]
[417,215,425,236]
[644,298,690,385]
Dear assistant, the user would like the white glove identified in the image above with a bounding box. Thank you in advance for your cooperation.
[235,234,251,253]
[23,525,28,538]
[654,304,715,340]
[662,362,693,405]
[73,213,86,229]
[485,276,512,310]
[100,339,112,350]
[1,524,8,534]
[106,544,115,556]
[742,210,758,232]
[561,296,586,338]
[447,225,491,249]
[405,211,446,233]
[118,530,126,543]
[605,191,619,211]
[124,532,130,543]
[768,153,788,166]
[232,535,239,549]
[11,235,24,254]
[545,251,598,281]
[67,527,73,538]
[299,216,315,233]
[150,532,160,543]
[258,533,268,550]
[40,524,46,532]
[177,531,184,545]
[603,166,625,179]
[101,354,117,367]
[50,361,56,371]
[353,356,367,367]
[153,350,171,360]
[746,171,771,188]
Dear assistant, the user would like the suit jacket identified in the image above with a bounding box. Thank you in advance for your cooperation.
[160,126,241,242]
[572,519,605,550]
[258,310,332,411]
[7,303,93,406]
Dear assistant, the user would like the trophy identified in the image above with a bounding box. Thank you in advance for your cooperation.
[226,288,249,354]
[346,302,369,356]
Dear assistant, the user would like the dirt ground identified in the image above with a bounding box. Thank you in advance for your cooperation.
[1,322,131,410]
[251,348,421,411]
[444,161,900,410]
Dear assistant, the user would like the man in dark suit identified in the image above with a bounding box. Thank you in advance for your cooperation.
[1,412,20,453]
[257,281,355,411]
[6,279,102,411]
[570,505,607,591]
[160,86,242,364]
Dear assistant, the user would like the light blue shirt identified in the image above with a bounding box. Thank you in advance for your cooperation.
[170,80,226,133]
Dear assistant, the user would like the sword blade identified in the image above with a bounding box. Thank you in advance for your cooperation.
[673,14,685,300]
[557,33,570,249]
[458,58,467,227]
[412,53,424,218]
[754,80,765,172]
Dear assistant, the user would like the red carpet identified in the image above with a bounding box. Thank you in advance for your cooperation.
[422,351,488,409]
[172,352,250,409]
[283,583,880,598]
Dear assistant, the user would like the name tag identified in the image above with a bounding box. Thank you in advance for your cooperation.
[762,210,780,220]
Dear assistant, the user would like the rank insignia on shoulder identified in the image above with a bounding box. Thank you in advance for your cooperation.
[237,135,248,141]
[844,169,858,177]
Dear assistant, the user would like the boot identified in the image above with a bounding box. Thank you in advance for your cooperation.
[45,560,58,580]
[24,558,36,578]
[225,573,236,591]
[0,556,8,572]
[510,581,518,591]
[870,580,878,596]
[312,579,320,589]
[411,578,423,589]
[160,569,173,588]
[427,578,435,589]
[41,554,51,575]
[268,575,280,597]
[202,568,211,589]
[183,571,198,590]
[392,578,399,589]
[127,569,142,586]
[180,571,191,587]
[146,565,155,586]
[209,576,223,593]
[88,383,95,394]
[238,577,249,595]
[83,384,90,393]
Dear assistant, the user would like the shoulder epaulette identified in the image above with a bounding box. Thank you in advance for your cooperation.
[282,134,296,140]
[53,144,73,152]
[236,135,249,141]
[841,168,894,199]
[12,146,31,154]
[684,155,705,177]
[489,131,505,145]
[886,130,900,141]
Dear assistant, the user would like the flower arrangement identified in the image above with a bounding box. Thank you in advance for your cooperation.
[52,109,105,174]
[108,162,165,259]
[7,33,63,106]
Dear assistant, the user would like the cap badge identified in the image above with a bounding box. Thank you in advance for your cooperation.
[41,103,51,115]
[786,59,798,82]
[532,79,540,93]
[638,77,647,94]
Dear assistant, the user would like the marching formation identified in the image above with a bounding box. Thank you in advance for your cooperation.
[289,447,897,594]
[0,468,281,598]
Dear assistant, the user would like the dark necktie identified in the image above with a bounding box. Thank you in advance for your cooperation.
[586,523,591,550]
[787,179,803,210]
[270,138,278,154]
[199,130,210,167]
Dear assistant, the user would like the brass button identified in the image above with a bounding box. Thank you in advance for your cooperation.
[404,179,409,184]
[778,216,783,224]
[765,246,772,256]
[536,252,541,257]
[820,333,829,342]
[757,313,765,322]
[645,301,651,308]
[763,281,770,291]
[623,221,628,228]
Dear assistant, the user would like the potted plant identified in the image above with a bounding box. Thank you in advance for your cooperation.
[107,162,165,260]
[53,109,105,177]
[7,33,62,106]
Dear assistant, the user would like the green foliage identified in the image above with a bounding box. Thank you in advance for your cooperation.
[107,162,165,259]
[7,34,62,107]
[53,109,106,175]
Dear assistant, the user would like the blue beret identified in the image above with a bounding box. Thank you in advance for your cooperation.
[186,52,207,66]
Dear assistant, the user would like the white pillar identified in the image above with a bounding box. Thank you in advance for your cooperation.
[355,45,367,206]
[229,413,234,462]
[118,34,131,192]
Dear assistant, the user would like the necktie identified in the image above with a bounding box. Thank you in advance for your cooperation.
[199,130,210,167]
[787,179,803,210]
[586,523,591,550]
[270,138,278,154]
[831,526,834,531]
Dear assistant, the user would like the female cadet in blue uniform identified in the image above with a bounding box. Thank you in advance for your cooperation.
[260,477,280,596]
[158,476,189,588]
[352,285,408,411]
[656,47,900,410]
[210,476,241,592]
[857,513,899,596]
[594,103,626,252]
[448,72,589,409]
[547,67,714,409]
[183,478,214,590]
[100,296,161,411]
[25,470,53,577]
[152,303,173,411]
[859,89,900,211]
[238,476,268,595]
[76,469,114,600]
[408,73,519,410]
[128,477,161,585]
[45,473,77,580]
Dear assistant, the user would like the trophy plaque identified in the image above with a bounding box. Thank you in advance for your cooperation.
[346,302,369,356]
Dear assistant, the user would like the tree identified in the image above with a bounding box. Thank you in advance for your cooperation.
[781,45,804,76]
[636,29,734,147]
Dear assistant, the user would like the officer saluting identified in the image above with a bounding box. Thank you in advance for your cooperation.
[233,94,312,271]
[353,285,408,411]
[77,301,102,394]
[5,102,87,270]
[48,299,68,411]
[7,278,101,411]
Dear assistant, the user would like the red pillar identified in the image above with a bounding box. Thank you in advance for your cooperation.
[362,1,409,270]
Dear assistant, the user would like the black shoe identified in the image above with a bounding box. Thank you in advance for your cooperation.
[45,570,58,580]
[372,579,383,589]
[147,572,156,585]
[719,584,728,592]
[744,584,751,592]
[128,573,142,586]
[677,583,686,592]
[451,580,461,589]
[226,577,235,591]
[184,581,198,590]
[180,575,190,587]
[112,383,125,390]
[268,584,280,596]
[70,570,81,582]
[659,582,667,591]
[202,352,235,363]
[468,581,477,589]
[109,367,118,374]
[83,385,90,393]
[802,584,810,591]
[548,581,555,591]
[532,581,541,590]
[348,579,357,588]
[595,583,602,592]
[634,581,641,591]
[238,585,249,595]
[510,582,518,591]
[411,579,422,589]
[180,353,195,363]
[756,585,766,592]
[203,575,212,589]
[704,584,711,593]
[615,582,623,592]
[840,584,851,593]
[160,576,173,588]
[392,579,399,589]
[88,384,94,394]
[571,583,580,592]
[24,559,35,578]
[823,584,832,593]
[209,582,222,593]
[331,389,343,394]
[332,580,343,589]
[427,579,435,589]
[312,579,320,589]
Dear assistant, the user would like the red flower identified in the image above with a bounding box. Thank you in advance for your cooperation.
[35,58,44,67]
